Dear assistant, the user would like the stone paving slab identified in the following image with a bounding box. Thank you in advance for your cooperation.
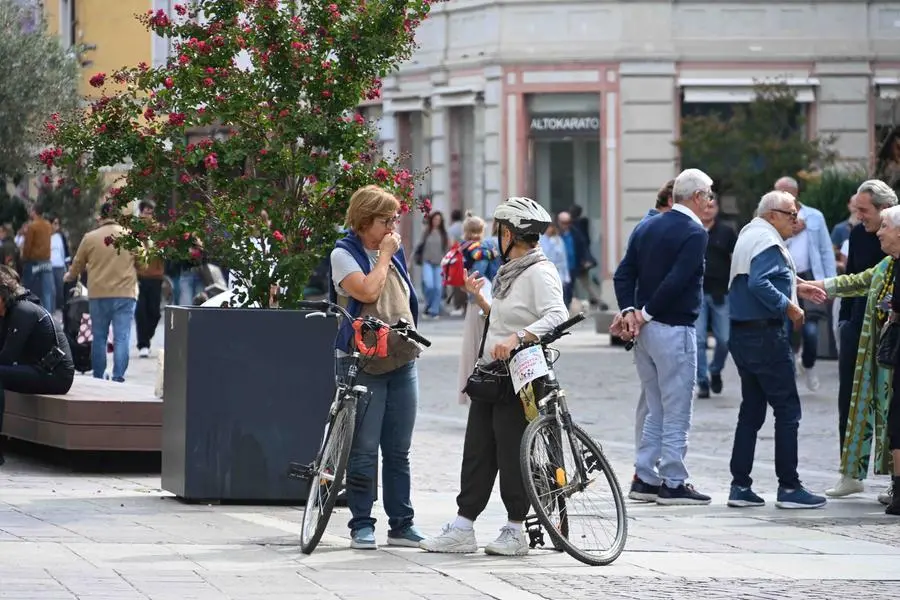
[1,320,899,598]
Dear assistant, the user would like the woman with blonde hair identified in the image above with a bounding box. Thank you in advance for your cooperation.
[328,184,424,549]
[455,213,499,404]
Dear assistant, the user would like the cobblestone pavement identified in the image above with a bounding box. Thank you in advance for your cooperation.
[1,316,898,599]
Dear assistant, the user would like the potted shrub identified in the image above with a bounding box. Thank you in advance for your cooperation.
[44,0,438,501]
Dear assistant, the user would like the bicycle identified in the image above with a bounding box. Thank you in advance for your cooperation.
[287,299,431,555]
[512,312,628,566]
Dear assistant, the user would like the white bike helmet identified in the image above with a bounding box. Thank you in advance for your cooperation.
[492,197,552,238]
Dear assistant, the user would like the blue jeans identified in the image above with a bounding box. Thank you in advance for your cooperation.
[695,294,731,386]
[729,324,802,489]
[89,298,136,382]
[339,358,418,533]
[795,319,818,369]
[421,262,442,317]
[178,270,205,306]
[633,321,697,487]
[24,261,55,312]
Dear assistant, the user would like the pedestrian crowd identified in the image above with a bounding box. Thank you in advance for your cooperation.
[611,170,900,516]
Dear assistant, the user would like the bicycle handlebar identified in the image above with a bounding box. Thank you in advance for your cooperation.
[509,312,587,358]
[298,299,432,348]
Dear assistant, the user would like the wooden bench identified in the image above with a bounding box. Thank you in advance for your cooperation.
[1,377,162,452]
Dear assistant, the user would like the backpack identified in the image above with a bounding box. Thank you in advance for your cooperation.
[440,242,467,287]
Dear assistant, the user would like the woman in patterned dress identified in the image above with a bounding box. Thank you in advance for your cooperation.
[810,211,900,504]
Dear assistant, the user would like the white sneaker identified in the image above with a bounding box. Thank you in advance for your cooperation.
[419,524,477,554]
[878,483,893,506]
[825,475,864,497]
[484,526,529,557]
[805,368,820,391]
[138,348,150,358]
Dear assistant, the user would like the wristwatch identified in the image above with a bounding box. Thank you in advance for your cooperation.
[621,307,635,315]
[516,330,527,344]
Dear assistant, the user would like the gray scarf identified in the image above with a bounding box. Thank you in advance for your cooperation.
[493,247,548,300]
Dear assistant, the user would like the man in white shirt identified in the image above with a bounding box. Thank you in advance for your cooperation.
[777,176,837,391]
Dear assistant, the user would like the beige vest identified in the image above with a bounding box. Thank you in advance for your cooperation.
[347,265,420,375]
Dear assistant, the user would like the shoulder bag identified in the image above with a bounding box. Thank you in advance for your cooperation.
[461,314,515,403]
[877,313,900,369]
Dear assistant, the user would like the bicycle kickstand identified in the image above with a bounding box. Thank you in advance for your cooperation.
[525,515,546,549]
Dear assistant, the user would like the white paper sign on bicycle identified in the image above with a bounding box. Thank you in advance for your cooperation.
[509,345,550,394]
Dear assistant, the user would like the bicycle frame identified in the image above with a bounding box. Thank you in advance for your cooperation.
[532,345,592,497]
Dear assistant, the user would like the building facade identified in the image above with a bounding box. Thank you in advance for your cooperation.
[41,0,159,98]
[373,0,900,294]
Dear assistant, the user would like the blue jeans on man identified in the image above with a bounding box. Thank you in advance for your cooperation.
[695,294,730,393]
[89,298,137,382]
[24,261,56,312]
[633,321,697,489]
[728,323,802,490]
[339,358,418,537]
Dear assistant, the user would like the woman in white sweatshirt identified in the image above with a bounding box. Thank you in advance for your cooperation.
[421,197,567,558]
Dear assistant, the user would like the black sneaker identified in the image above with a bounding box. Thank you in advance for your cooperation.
[628,475,660,502]
[710,374,723,394]
[697,383,710,399]
[657,483,712,506]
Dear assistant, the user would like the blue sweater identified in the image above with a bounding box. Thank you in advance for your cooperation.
[613,209,707,326]
[728,246,792,322]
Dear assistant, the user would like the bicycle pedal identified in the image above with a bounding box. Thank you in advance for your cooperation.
[345,473,371,492]
[525,515,545,549]
[287,462,314,481]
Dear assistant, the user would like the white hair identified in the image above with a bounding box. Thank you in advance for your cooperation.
[757,190,796,216]
[672,168,713,203]
[857,179,898,209]
[774,176,799,192]
[882,205,900,228]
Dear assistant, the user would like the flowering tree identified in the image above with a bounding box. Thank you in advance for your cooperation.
[45,0,439,307]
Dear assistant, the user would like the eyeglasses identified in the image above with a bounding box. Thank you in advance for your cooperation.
[771,208,798,220]
[378,214,401,227]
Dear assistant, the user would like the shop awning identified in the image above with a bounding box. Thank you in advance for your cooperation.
[874,77,900,100]
[679,78,819,103]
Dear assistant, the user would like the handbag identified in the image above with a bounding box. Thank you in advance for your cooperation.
[462,314,514,403]
[877,316,900,368]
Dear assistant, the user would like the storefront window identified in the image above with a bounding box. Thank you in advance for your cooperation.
[876,96,900,151]
[449,106,475,215]
[525,94,602,226]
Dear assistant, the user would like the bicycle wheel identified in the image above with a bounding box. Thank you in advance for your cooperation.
[521,416,627,566]
[300,397,356,554]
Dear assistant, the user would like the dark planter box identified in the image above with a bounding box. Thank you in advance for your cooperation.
[161,306,336,502]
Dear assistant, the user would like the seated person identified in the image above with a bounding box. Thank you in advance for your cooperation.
[0,267,75,465]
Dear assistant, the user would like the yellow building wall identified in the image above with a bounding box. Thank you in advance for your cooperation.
[43,0,152,98]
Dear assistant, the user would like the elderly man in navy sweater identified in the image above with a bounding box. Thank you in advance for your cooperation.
[613,168,713,505]
[726,190,828,510]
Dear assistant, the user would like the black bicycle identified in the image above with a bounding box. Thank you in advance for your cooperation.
[287,299,431,555]
[514,313,628,566]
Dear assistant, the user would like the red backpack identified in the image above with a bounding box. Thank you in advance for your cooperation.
[440,242,467,287]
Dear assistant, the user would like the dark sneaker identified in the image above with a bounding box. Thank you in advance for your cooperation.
[697,383,710,399]
[775,487,826,509]
[387,525,425,547]
[628,475,660,502]
[710,373,723,394]
[657,483,712,506]
[727,485,765,507]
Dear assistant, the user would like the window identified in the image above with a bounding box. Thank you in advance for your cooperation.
[876,96,900,151]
